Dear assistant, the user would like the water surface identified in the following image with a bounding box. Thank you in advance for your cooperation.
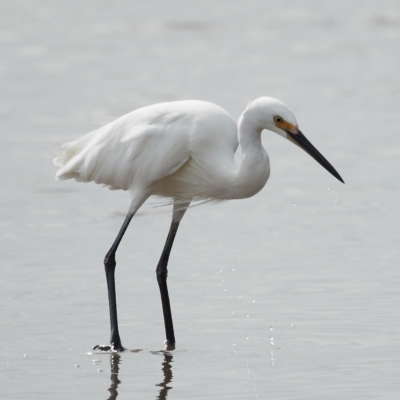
[1,0,400,398]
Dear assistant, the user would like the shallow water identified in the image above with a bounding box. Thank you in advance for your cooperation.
[1,0,400,398]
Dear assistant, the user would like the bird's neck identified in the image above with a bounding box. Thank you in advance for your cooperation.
[230,114,270,199]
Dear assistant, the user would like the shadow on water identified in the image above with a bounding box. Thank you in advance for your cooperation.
[104,351,174,400]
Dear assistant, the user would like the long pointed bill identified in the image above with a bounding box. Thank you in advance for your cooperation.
[287,129,344,183]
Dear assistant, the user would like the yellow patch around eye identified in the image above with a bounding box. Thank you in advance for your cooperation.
[276,119,298,134]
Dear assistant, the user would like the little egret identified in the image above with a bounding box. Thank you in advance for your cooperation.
[53,97,344,351]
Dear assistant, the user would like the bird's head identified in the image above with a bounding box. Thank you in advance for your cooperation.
[244,97,344,183]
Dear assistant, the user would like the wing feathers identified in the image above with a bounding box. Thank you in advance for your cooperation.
[54,107,190,191]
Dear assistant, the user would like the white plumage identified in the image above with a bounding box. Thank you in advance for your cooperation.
[54,98,286,208]
[53,97,343,351]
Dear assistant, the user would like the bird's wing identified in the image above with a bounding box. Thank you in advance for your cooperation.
[55,104,192,191]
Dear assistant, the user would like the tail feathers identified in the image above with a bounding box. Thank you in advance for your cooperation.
[53,142,81,167]
[55,170,82,181]
[53,141,85,180]
[53,129,98,181]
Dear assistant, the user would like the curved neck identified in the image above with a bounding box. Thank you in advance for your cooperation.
[229,113,270,199]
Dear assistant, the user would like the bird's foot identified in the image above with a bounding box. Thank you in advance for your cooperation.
[164,339,175,351]
[93,344,126,352]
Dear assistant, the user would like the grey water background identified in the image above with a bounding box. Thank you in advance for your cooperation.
[1,0,400,398]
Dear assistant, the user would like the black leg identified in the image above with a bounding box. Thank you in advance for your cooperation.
[156,220,180,348]
[94,212,134,352]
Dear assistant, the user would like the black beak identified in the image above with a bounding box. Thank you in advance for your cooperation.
[287,129,344,184]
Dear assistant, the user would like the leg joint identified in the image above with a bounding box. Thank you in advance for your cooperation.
[104,253,116,269]
[156,267,168,281]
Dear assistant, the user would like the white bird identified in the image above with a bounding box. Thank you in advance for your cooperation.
[53,97,344,352]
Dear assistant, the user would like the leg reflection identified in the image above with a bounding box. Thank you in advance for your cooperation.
[107,353,121,400]
[155,352,173,400]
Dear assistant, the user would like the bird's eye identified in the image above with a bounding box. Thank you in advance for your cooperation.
[274,116,283,124]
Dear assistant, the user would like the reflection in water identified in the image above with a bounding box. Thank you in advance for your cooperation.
[104,350,173,400]
[155,352,173,400]
[107,353,121,400]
